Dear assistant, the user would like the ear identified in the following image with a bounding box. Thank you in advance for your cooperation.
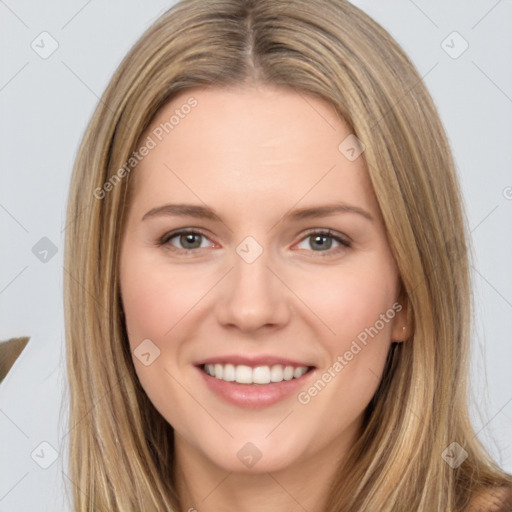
[390,286,412,343]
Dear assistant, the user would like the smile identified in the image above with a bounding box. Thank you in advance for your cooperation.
[202,363,311,384]
[196,358,316,409]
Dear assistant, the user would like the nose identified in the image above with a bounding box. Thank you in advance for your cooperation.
[215,247,292,333]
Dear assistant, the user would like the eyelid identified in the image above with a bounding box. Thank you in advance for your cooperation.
[293,228,352,256]
[297,228,351,245]
[158,227,352,255]
[158,228,216,250]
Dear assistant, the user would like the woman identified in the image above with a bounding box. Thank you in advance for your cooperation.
[63,0,512,510]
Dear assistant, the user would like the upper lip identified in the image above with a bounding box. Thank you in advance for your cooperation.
[194,355,315,368]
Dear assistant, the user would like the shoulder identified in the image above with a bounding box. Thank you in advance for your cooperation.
[466,485,512,512]
[0,336,30,382]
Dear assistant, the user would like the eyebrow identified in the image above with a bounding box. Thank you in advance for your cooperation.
[141,202,374,223]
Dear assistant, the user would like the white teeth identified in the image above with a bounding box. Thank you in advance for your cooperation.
[235,365,252,384]
[270,365,283,382]
[294,366,308,378]
[252,366,271,384]
[223,363,235,382]
[203,363,310,384]
[283,366,294,380]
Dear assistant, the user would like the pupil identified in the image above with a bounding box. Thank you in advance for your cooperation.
[181,233,201,249]
[177,234,333,251]
[311,235,331,251]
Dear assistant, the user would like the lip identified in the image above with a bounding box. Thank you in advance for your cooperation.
[195,363,316,409]
[194,354,314,368]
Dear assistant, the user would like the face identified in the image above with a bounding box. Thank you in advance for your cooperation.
[119,85,408,475]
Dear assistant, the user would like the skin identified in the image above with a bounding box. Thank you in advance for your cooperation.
[119,84,410,512]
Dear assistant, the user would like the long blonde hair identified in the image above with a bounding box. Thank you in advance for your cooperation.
[63,0,512,510]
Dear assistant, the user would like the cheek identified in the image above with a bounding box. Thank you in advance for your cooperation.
[295,253,398,407]
[298,257,397,344]
[119,251,200,429]
[293,262,397,431]
[120,252,205,346]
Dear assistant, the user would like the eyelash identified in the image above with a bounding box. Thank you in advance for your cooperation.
[157,228,351,257]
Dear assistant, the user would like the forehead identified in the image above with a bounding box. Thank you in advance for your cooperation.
[130,85,377,217]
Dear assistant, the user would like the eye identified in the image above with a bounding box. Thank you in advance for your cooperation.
[157,228,351,256]
[295,229,351,255]
[158,229,215,252]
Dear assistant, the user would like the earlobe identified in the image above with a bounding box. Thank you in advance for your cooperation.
[391,326,408,344]
[391,291,412,342]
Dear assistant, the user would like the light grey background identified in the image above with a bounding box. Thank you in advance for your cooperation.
[1,1,511,510]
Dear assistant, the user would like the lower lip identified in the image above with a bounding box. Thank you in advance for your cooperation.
[197,366,315,409]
